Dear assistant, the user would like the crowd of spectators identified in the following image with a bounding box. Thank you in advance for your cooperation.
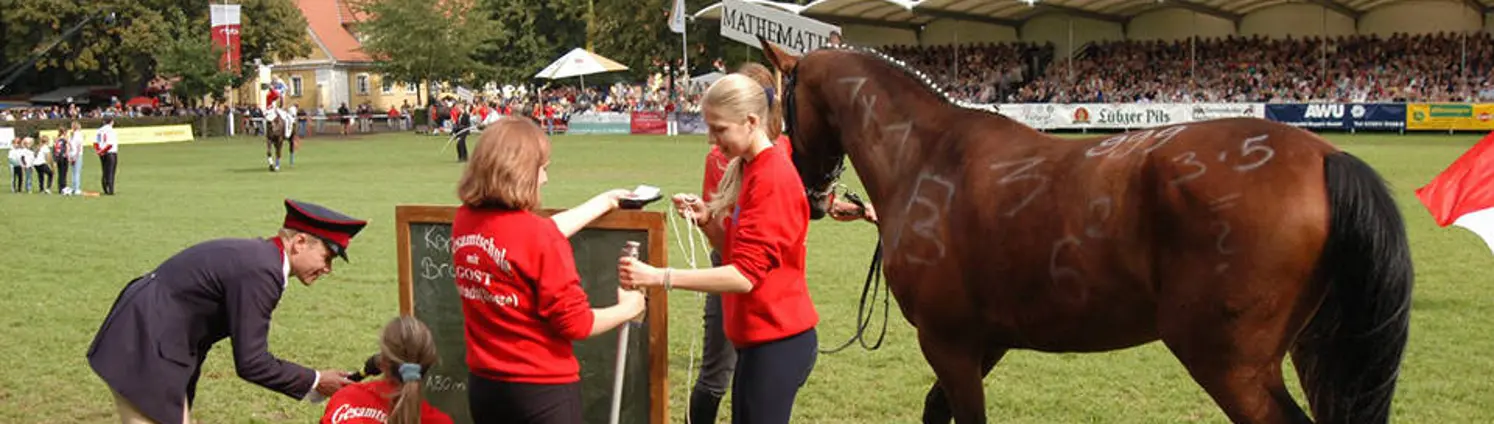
[990,32,1494,104]
[8,32,1493,127]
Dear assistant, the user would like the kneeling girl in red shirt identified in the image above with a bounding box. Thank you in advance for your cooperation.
[320,316,452,424]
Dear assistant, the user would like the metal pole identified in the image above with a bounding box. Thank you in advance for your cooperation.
[1067,17,1073,83]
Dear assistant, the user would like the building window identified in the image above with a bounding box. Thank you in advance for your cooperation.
[357,74,369,95]
[382,78,393,94]
[406,82,417,94]
[291,76,303,96]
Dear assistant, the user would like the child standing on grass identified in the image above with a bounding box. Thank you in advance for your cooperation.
[8,137,27,193]
[53,126,71,195]
[68,121,84,195]
[32,135,53,194]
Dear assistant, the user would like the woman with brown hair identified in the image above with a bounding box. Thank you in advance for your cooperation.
[320,316,451,424]
[451,116,647,424]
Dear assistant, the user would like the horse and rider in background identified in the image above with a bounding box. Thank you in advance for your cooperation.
[263,78,297,172]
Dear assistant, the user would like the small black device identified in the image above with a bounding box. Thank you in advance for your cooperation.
[347,354,381,382]
[619,185,662,210]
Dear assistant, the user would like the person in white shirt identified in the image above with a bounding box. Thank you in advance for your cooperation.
[8,137,30,193]
[68,121,85,195]
[32,135,53,194]
[95,116,118,195]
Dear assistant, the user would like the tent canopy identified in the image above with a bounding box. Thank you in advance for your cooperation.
[534,48,630,80]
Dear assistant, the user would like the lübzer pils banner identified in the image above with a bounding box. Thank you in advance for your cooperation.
[210,4,242,72]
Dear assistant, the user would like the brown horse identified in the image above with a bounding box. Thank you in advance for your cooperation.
[756,38,1413,424]
[266,115,288,172]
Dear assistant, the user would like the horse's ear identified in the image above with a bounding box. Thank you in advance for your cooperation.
[756,35,798,74]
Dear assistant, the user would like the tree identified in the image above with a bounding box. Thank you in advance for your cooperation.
[354,0,500,106]
[480,0,589,84]
[0,0,309,98]
[153,8,233,106]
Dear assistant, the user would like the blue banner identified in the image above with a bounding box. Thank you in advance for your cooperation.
[1265,103,1405,130]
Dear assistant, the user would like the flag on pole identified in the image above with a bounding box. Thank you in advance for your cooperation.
[1416,130,1494,255]
[669,0,687,34]
[210,4,242,72]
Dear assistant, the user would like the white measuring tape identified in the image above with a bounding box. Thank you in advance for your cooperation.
[667,202,715,424]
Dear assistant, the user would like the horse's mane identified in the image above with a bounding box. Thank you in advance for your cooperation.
[816,43,1007,117]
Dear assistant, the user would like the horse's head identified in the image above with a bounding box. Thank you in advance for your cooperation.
[759,37,845,220]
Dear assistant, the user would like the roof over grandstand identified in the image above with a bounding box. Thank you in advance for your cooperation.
[695,0,1494,28]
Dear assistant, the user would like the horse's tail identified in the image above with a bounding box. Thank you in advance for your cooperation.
[1293,151,1414,424]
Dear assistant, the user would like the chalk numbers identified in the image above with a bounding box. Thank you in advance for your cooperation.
[1169,152,1208,188]
[1232,135,1275,172]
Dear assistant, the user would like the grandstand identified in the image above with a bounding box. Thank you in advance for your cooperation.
[695,0,1494,104]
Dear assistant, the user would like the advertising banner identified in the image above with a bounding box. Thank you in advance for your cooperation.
[674,113,708,135]
[1407,103,1494,131]
[630,111,668,135]
[1266,103,1351,129]
[210,4,242,72]
[39,124,195,146]
[0,127,13,150]
[566,112,631,135]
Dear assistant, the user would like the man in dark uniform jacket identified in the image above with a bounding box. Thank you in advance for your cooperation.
[87,199,369,424]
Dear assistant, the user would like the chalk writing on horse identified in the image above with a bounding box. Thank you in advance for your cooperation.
[988,157,1050,218]
[1085,196,1113,239]
[1048,236,1084,285]
[1232,135,1276,172]
[1086,124,1189,158]
[892,172,955,264]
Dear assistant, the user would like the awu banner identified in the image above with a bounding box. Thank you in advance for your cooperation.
[1266,103,1405,130]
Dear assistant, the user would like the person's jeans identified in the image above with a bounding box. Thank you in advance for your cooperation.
[71,155,83,194]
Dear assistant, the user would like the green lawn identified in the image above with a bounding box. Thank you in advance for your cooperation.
[2,131,1491,423]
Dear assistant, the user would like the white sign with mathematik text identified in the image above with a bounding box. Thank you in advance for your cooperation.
[719,0,840,56]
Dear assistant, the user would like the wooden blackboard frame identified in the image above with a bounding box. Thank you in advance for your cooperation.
[394,204,670,424]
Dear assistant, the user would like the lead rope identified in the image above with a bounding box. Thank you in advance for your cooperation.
[667,206,714,424]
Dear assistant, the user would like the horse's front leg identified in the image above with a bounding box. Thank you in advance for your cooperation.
[918,330,1001,424]
[923,347,1007,423]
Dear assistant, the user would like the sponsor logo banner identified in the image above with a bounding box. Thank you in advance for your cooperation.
[39,124,195,146]
[565,112,631,135]
[630,111,668,135]
[1266,103,1406,130]
[1407,103,1494,130]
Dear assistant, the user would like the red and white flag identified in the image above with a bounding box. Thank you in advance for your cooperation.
[210,4,242,72]
[1416,130,1494,254]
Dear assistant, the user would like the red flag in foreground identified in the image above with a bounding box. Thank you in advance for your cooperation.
[1416,130,1494,254]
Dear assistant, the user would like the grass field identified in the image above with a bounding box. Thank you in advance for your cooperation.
[2,130,1492,423]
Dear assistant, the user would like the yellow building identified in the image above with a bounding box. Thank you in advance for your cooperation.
[236,0,426,113]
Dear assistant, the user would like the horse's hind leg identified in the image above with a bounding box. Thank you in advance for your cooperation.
[923,348,1006,424]
[916,329,994,424]
[1159,281,1317,422]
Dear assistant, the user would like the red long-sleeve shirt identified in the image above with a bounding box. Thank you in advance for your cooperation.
[320,379,453,424]
[451,207,595,384]
[721,142,818,347]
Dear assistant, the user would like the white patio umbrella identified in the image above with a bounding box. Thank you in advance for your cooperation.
[534,47,629,87]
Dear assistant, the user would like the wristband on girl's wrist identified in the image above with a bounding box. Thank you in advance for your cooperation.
[663,268,673,291]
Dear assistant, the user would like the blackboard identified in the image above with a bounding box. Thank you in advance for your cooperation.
[396,205,669,424]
